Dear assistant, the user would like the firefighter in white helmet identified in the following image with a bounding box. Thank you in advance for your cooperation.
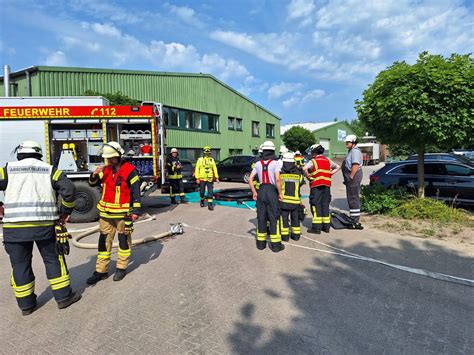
[0,141,80,315]
[166,148,186,204]
[248,141,284,252]
[87,141,142,284]
[343,135,363,222]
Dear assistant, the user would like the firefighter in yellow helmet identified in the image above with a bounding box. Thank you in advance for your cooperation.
[294,150,305,170]
[195,146,219,210]
[166,148,186,204]
[87,141,142,284]
[0,141,80,315]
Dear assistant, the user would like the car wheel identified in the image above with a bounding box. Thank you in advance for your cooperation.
[68,181,100,223]
[243,171,251,183]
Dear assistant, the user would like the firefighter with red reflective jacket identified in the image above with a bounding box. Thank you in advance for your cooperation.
[303,145,340,234]
[87,142,141,284]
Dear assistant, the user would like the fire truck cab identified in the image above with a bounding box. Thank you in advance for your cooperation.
[0,97,165,222]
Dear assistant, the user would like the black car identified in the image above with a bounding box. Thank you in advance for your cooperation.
[217,155,258,183]
[370,160,474,206]
[407,153,473,165]
[161,160,197,193]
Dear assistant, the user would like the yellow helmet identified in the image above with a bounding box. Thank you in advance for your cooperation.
[101,141,124,158]
[203,146,211,154]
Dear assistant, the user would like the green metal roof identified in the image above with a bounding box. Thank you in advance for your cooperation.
[1,65,280,120]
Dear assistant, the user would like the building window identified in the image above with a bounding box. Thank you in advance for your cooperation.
[163,106,219,133]
[266,123,275,138]
[208,115,219,132]
[228,117,235,130]
[252,121,260,137]
[236,118,242,131]
[229,149,243,156]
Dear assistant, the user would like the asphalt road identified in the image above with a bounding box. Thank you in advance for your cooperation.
[0,165,472,354]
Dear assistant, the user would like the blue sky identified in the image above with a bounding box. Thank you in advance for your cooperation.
[1,0,472,124]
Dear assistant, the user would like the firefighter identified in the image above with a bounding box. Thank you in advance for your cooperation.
[0,141,80,315]
[251,145,263,192]
[86,142,141,284]
[279,152,304,242]
[166,148,186,204]
[343,134,363,222]
[248,141,284,253]
[294,150,305,170]
[304,145,340,234]
[195,146,219,211]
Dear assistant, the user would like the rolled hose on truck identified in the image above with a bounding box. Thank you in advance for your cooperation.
[70,214,184,249]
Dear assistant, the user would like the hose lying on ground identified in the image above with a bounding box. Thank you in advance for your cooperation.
[70,214,184,249]
[183,223,474,288]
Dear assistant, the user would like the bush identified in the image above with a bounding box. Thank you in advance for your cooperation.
[390,198,468,223]
[360,184,409,215]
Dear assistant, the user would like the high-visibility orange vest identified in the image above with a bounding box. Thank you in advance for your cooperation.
[97,162,136,215]
[308,156,332,188]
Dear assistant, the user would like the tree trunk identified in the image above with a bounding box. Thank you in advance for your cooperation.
[417,145,425,198]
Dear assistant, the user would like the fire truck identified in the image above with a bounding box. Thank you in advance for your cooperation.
[0,96,166,222]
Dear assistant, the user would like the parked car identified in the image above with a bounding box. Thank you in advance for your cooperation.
[407,153,473,166]
[217,155,258,183]
[161,159,197,193]
[453,150,474,163]
[369,160,474,206]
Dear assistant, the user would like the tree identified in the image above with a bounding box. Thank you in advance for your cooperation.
[356,52,473,197]
[282,126,315,153]
[83,90,140,106]
[343,118,367,138]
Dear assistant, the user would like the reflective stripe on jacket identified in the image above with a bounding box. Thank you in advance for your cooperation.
[309,156,332,188]
[3,159,59,223]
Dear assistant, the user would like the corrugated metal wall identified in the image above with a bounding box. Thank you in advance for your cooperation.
[23,68,281,158]
[313,122,354,159]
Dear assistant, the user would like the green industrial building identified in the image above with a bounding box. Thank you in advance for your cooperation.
[0,66,281,162]
[281,121,355,160]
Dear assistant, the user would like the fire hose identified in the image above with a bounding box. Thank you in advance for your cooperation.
[69,214,184,249]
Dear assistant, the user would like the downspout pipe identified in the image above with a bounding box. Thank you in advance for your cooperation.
[25,70,31,96]
[3,64,10,97]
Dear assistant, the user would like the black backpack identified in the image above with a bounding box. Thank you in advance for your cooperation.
[330,211,364,230]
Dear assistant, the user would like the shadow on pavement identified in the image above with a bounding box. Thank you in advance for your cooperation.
[36,240,164,308]
[227,237,474,353]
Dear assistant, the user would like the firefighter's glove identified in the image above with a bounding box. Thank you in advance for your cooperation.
[298,204,307,222]
[55,223,71,255]
[124,217,134,234]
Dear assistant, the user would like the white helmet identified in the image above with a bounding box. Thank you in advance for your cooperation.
[102,141,125,158]
[282,152,295,163]
[258,144,263,154]
[17,140,43,156]
[295,150,301,155]
[170,148,178,153]
[261,141,276,151]
[279,145,289,154]
[345,134,358,143]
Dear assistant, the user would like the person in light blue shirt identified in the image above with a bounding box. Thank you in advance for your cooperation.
[342,135,363,222]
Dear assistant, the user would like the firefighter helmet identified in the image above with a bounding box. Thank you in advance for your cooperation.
[170,148,178,153]
[261,141,275,151]
[16,140,43,156]
[282,152,295,163]
[101,141,124,158]
[311,145,325,155]
[345,134,358,143]
[203,146,211,154]
[279,145,289,154]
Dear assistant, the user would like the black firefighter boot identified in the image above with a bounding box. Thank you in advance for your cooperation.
[208,202,214,211]
[307,224,321,234]
[256,240,267,250]
[281,234,290,242]
[322,224,330,233]
[180,196,187,204]
[200,199,205,208]
[170,197,178,205]
[57,292,82,309]
[86,271,109,285]
[270,242,285,253]
[290,233,301,241]
[113,269,127,282]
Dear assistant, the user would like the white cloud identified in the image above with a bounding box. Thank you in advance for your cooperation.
[70,0,143,24]
[287,0,315,26]
[268,82,304,99]
[282,88,325,108]
[45,51,68,66]
[302,89,325,102]
[165,3,205,28]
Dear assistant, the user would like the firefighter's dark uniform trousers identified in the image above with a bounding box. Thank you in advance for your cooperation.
[256,184,281,243]
[280,206,300,240]
[310,186,331,231]
[170,179,184,199]
[199,181,214,204]
[5,235,71,310]
[342,163,363,222]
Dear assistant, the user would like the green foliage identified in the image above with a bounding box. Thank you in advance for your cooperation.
[84,90,140,106]
[343,118,367,138]
[391,198,468,224]
[282,126,315,153]
[356,52,474,195]
[361,184,409,214]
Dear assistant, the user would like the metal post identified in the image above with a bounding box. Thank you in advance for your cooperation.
[3,64,10,97]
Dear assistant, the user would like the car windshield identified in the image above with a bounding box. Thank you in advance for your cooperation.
[180,161,193,172]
